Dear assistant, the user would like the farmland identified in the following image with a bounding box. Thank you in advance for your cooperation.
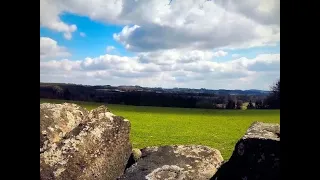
[40,98,280,160]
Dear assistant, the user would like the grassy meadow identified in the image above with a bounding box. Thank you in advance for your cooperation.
[40,98,280,160]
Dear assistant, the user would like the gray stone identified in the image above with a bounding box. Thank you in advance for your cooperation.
[119,145,224,180]
[40,104,132,180]
[40,103,89,153]
[242,121,280,141]
[211,121,280,180]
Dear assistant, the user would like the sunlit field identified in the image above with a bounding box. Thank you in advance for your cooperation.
[40,98,280,159]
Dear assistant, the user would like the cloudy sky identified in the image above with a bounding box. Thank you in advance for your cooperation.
[40,0,280,90]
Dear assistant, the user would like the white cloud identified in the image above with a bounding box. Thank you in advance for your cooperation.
[40,0,280,89]
[138,49,217,65]
[40,0,279,50]
[213,50,228,57]
[63,32,73,40]
[80,32,86,37]
[106,46,116,53]
[112,0,279,51]
[214,0,280,26]
[40,37,71,60]
[40,50,280,89]
[40,0,77,40]
[225,54,280,73]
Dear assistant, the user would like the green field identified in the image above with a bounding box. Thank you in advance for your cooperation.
[40,98,280,160]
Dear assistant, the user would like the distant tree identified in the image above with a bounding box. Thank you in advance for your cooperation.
[247,100,254,109]
[255,100,264,109]
[53,85,63,97]
[214,103,226,109]
[40,82,270,109]
[236,100,243,109]
[226,99,236,109]
[196,99,214,109]
[265,79,280,109]
[216,96,227,104]
[63,88,71,100]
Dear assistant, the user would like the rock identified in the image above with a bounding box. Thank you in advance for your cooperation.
[124,148,143,171]
[211,122,280,180]
[40,103,89,153]
[132,148,142,161]
[40,104,132,180]
[119,145,224,180]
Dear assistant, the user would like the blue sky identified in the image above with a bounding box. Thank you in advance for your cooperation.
[40,14,133,60]
[40,0,280,90]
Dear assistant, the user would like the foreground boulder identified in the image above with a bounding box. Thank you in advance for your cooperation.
[40,104,132,180]
[211,122,280,180]
[119,145,224,180]
[40,103,89,153]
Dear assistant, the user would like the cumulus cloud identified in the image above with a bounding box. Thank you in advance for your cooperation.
[40,37,71,60]
[113,10,279,51]
[113,0,280,51]
[106,46,116,53]
[40,0,77,40]
[40,0,279,51]
[214,0,280,26]
[225,54,280,73]
[138,49,218,65]
[213,50,228,57]
[80,32,86,37]
[40,50,280,89]
[40,0,280,89]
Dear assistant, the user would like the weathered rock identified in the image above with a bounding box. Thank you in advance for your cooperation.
[40,104,132,180]
[132,148,142,161]
[40,103,89,153]
[211,122,280,180]
[119,145,224,180]
[124,148,143,171]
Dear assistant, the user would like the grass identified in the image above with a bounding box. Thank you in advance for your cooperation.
[40,98,280,160]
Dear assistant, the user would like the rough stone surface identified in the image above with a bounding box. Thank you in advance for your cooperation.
[40,104,132,180]
[211,122,280,180]
[132,148,142,161]
[40,103,89,153]
[119,145,224,180]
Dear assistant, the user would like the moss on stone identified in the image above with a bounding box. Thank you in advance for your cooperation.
[132,148,142,161]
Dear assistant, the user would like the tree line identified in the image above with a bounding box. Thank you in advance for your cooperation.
[40,79,279,109]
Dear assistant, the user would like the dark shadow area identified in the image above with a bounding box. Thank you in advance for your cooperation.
[124,153,136,171]
[40,82,276,109]
[211,138,280,180]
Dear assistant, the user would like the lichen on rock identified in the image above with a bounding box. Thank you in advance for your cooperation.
[211,122,280,180]
[40,104,132,180]
[40,103,89,153]
[132,148,142,161]
[146,165,186,180]
[40,104,279,180]
[119,145,223,180]
[243,121,280,141]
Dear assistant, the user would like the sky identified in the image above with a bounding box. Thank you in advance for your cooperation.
[40,0,280,90]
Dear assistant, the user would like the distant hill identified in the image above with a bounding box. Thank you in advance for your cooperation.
[40,82,269,109]
[40,82,269,96]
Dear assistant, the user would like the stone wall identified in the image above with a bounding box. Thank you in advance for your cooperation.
[211,122,280,180]
[40,103,280,180]
[40,103,131,180]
